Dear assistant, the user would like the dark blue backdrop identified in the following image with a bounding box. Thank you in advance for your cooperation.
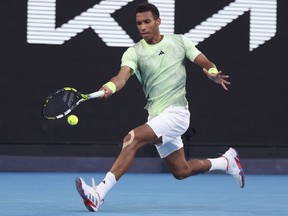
[0,0,287,153]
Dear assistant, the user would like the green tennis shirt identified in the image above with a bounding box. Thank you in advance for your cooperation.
[121,34,201,116]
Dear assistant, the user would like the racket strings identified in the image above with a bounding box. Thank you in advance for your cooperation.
[43,90,80,118]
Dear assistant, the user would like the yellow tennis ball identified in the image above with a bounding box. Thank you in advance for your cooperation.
[208,68,218,74]
[67,115,78,126]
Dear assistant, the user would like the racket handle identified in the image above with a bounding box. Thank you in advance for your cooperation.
[89,90,105,99]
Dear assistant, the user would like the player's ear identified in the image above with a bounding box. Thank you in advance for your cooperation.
[156,17,161,26]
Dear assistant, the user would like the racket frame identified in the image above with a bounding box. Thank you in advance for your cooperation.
[43,87,104,120]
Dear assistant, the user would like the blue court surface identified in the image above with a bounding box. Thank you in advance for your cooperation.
[0,172,287,216]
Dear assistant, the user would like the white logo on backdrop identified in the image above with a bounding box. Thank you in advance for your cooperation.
[27,0,277,51]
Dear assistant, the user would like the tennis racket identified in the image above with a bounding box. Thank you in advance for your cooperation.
[42,87,104,120]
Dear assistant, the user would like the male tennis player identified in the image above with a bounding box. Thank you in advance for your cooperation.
[75,2,245,212]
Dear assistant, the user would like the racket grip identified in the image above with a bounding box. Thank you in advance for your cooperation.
[89,90,105,99]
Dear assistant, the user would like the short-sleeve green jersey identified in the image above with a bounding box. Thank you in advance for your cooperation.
[121,34,201,116]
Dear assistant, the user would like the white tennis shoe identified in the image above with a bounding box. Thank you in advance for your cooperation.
[75,177,103,212]
[222,148,245,188]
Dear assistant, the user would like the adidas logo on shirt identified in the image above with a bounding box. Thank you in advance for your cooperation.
[159,50,164,56]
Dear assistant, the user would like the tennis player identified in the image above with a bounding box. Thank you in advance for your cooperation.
[75,2,245,212]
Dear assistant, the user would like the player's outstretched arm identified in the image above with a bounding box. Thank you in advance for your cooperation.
[101,66,132,98]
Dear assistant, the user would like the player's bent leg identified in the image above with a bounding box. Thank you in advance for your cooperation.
[164,147,245,188]
[110,124,159,180]
[163,148,211,180]
[76,124,160,212]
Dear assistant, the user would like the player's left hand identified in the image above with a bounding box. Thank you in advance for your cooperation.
[203,68,231,91]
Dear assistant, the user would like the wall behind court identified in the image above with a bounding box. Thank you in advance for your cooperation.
[0,0,287,150]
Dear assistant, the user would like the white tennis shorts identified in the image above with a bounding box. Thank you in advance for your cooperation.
[146,105,190,158]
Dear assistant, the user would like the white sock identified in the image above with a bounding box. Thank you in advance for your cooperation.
[96,172,117,199]
[208,157,228,172]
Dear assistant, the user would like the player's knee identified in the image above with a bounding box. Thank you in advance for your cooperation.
[172,173,186,180]
[171,169,190,180]
[122,130,135,150]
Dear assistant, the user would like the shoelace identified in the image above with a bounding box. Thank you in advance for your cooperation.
[91,177,96,188]
[91,178,104,204]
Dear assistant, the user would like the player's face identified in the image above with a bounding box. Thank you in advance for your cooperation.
[136,11,161,44]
